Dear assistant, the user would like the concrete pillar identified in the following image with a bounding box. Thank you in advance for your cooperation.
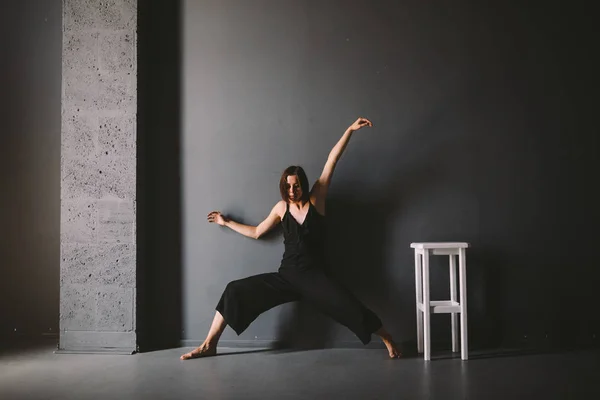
[59,0,137,353]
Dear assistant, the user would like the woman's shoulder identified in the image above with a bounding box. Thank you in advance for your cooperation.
[274,200,287,219]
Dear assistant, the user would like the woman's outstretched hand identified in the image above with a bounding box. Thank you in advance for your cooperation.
[207,211,228,226]
[348,117,373,132]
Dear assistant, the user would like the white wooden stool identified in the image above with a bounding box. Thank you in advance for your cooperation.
[411,242,469,361]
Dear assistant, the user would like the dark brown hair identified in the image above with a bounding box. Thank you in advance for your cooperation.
[279,165,310,203]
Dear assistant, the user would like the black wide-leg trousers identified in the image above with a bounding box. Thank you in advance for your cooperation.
[216,267,382,345]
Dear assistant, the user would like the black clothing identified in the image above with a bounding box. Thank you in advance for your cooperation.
[216,201,382,344]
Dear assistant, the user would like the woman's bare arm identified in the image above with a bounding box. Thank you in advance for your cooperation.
[310,117,373,212]
[208,201,285,239]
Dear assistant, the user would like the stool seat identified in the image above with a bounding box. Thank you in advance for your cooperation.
[411,242,469,361]
[411,242,469,249]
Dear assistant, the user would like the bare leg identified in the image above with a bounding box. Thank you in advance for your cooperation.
[374,326,401,359]
[180,311,227,360]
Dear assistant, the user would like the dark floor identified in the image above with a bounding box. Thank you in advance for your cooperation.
[0,341,598,400]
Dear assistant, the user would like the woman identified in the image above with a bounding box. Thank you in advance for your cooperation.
[181,117,401,360]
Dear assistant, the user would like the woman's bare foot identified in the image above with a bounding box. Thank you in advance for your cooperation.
[180,342,217,360]
[381,335,402,359]
[374,326,402,359]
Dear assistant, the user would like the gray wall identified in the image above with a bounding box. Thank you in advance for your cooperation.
[3,0,594,351]
[182,0,598,349]
[0,0,62,340]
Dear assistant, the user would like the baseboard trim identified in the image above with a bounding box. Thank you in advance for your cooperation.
[0,333,59,340]
[180,339,386,349]
[58,331,136,354]
[181,339,280,349]
[54,349,135,355]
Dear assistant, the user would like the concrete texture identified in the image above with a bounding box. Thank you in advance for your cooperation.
[1,342,599,400]
[60,0,137,352]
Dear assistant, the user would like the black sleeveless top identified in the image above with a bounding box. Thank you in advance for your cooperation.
[280,201,327,269]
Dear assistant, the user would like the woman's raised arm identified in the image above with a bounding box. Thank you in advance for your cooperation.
[310,117,373,211]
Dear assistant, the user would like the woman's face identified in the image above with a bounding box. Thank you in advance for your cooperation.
[286,175,302,203]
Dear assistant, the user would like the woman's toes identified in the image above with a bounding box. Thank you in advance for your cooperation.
[181,349,201,360]
[388,349,401,359]
[180,345,216,360]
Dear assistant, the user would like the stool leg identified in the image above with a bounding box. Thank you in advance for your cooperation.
[459,247,468,360]
[415,250,423,354]
[423,249,431,361]
[449,254,458,353]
